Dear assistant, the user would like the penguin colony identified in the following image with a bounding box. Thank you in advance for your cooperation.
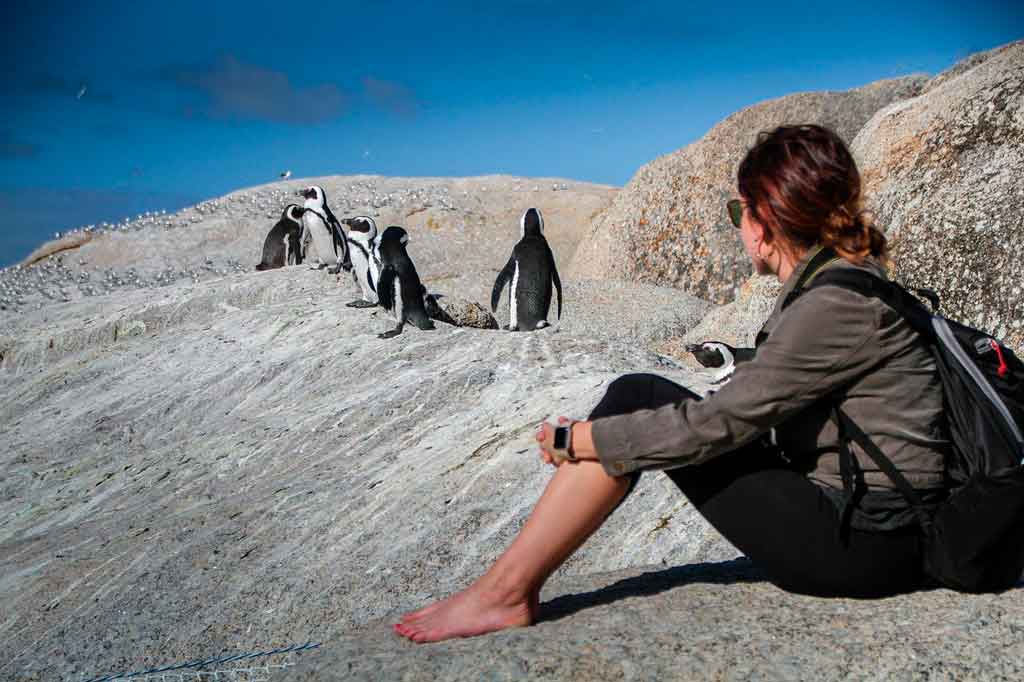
[255,185,562,339]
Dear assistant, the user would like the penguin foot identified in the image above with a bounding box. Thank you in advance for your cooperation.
[346,300,378,308]
[378,327,403,339]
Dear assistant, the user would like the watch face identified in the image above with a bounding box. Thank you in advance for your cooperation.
[553,426,569,450]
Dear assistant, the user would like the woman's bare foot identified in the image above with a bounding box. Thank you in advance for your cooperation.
[394,581,537,644]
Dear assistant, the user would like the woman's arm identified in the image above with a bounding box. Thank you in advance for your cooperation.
[589,284,883,477]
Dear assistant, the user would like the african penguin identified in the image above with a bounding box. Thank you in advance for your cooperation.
[491,207,562,331]
[341,216,380,308]
[685,341,755,384]
[375,226,435,339]
[255,204,305,271]
[297,185,352,273]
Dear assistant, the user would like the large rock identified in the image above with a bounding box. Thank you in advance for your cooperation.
[569,77,926,304]
[0,230,718,681]
[295,561,1024,681]
[852,41,1024,348]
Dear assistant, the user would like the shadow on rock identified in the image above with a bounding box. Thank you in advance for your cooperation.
[538,558,766,623]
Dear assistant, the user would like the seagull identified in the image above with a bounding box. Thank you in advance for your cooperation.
[280,170,291,180]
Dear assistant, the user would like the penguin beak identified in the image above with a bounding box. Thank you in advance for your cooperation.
[685,344,702,353]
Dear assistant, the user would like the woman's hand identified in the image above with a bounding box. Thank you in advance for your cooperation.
[536,417,574,467]
[536,417,597,467]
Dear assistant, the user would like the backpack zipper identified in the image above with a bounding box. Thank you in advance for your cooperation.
[990,340,1009,379]
[933,317,1024,458]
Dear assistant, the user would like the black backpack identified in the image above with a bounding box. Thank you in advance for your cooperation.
[789,256,1024,593]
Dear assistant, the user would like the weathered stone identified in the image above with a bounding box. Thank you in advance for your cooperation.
[425,294,499,329]
[852,41,1024,348]
[569,77,926,304]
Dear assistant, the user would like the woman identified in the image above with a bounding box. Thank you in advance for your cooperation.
[394,125,950,644]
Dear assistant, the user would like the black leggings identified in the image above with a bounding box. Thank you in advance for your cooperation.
[590,373,925,598]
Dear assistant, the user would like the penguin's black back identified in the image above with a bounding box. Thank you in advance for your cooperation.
[378,227,433,329]
[256,213,302,270]
[511,234,558,328]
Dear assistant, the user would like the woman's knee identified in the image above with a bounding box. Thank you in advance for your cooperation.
[589,373,693,420]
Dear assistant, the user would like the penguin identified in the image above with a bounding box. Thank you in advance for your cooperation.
[297,185,352,273]
[255,204,305,271]
[491,207,562,331]
[341,216,380,308]
[684,341,755,384]
[374,226,435,339]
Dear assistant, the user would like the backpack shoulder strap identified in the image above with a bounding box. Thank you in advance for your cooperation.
[797,267,938,341]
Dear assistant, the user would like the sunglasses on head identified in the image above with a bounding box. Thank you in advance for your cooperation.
[727,199,743,229]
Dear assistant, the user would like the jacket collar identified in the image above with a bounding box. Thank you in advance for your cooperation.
[771,245,826,317]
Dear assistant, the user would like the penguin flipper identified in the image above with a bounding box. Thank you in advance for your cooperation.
[549,249,563,320]
[491,257,515,312]
[330,218,352,270]
[377,267,397,314]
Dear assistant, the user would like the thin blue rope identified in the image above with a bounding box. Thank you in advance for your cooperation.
[81,641,321,682]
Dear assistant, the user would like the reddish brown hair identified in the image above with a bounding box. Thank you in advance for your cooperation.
[737,124,886,264]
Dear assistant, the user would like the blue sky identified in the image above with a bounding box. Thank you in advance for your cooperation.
[0,1,1021,266]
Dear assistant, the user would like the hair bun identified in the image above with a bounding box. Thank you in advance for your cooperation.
[822,207,886,263]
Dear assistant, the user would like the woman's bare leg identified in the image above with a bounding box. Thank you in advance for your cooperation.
[395,460,631,643]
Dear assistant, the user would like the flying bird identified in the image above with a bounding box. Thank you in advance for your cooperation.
[280,170,291,180]
[76,84,87,100]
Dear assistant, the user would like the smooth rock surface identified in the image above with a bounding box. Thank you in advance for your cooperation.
[1,218,719,682]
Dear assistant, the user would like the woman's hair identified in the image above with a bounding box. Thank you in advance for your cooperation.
[737,124,887,264]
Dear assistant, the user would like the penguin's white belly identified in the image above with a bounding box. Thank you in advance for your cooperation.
[349,243,378,302]
[509,260,520,328]
[392,277,404,322]
[304,216,335,263]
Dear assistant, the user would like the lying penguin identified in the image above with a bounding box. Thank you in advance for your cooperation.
[685,341,755,384]
[255,204,304,271]
[375,226,435,339]
[491,207,562,331]
[342,216,380,308]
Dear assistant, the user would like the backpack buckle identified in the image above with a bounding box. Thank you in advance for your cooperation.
[974,337,994,355]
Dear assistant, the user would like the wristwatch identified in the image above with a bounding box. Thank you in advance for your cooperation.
[552,423,577,462]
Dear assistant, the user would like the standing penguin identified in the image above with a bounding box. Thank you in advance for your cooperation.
[297,185,351,273]
[375,226,435,339]
[341,216,380,308]
[255,204,305,271]
[491,207,562,331]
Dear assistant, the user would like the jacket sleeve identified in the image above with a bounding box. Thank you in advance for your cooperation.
[591,285,885,477]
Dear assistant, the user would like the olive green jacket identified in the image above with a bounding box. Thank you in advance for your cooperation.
[592,250,948,492]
